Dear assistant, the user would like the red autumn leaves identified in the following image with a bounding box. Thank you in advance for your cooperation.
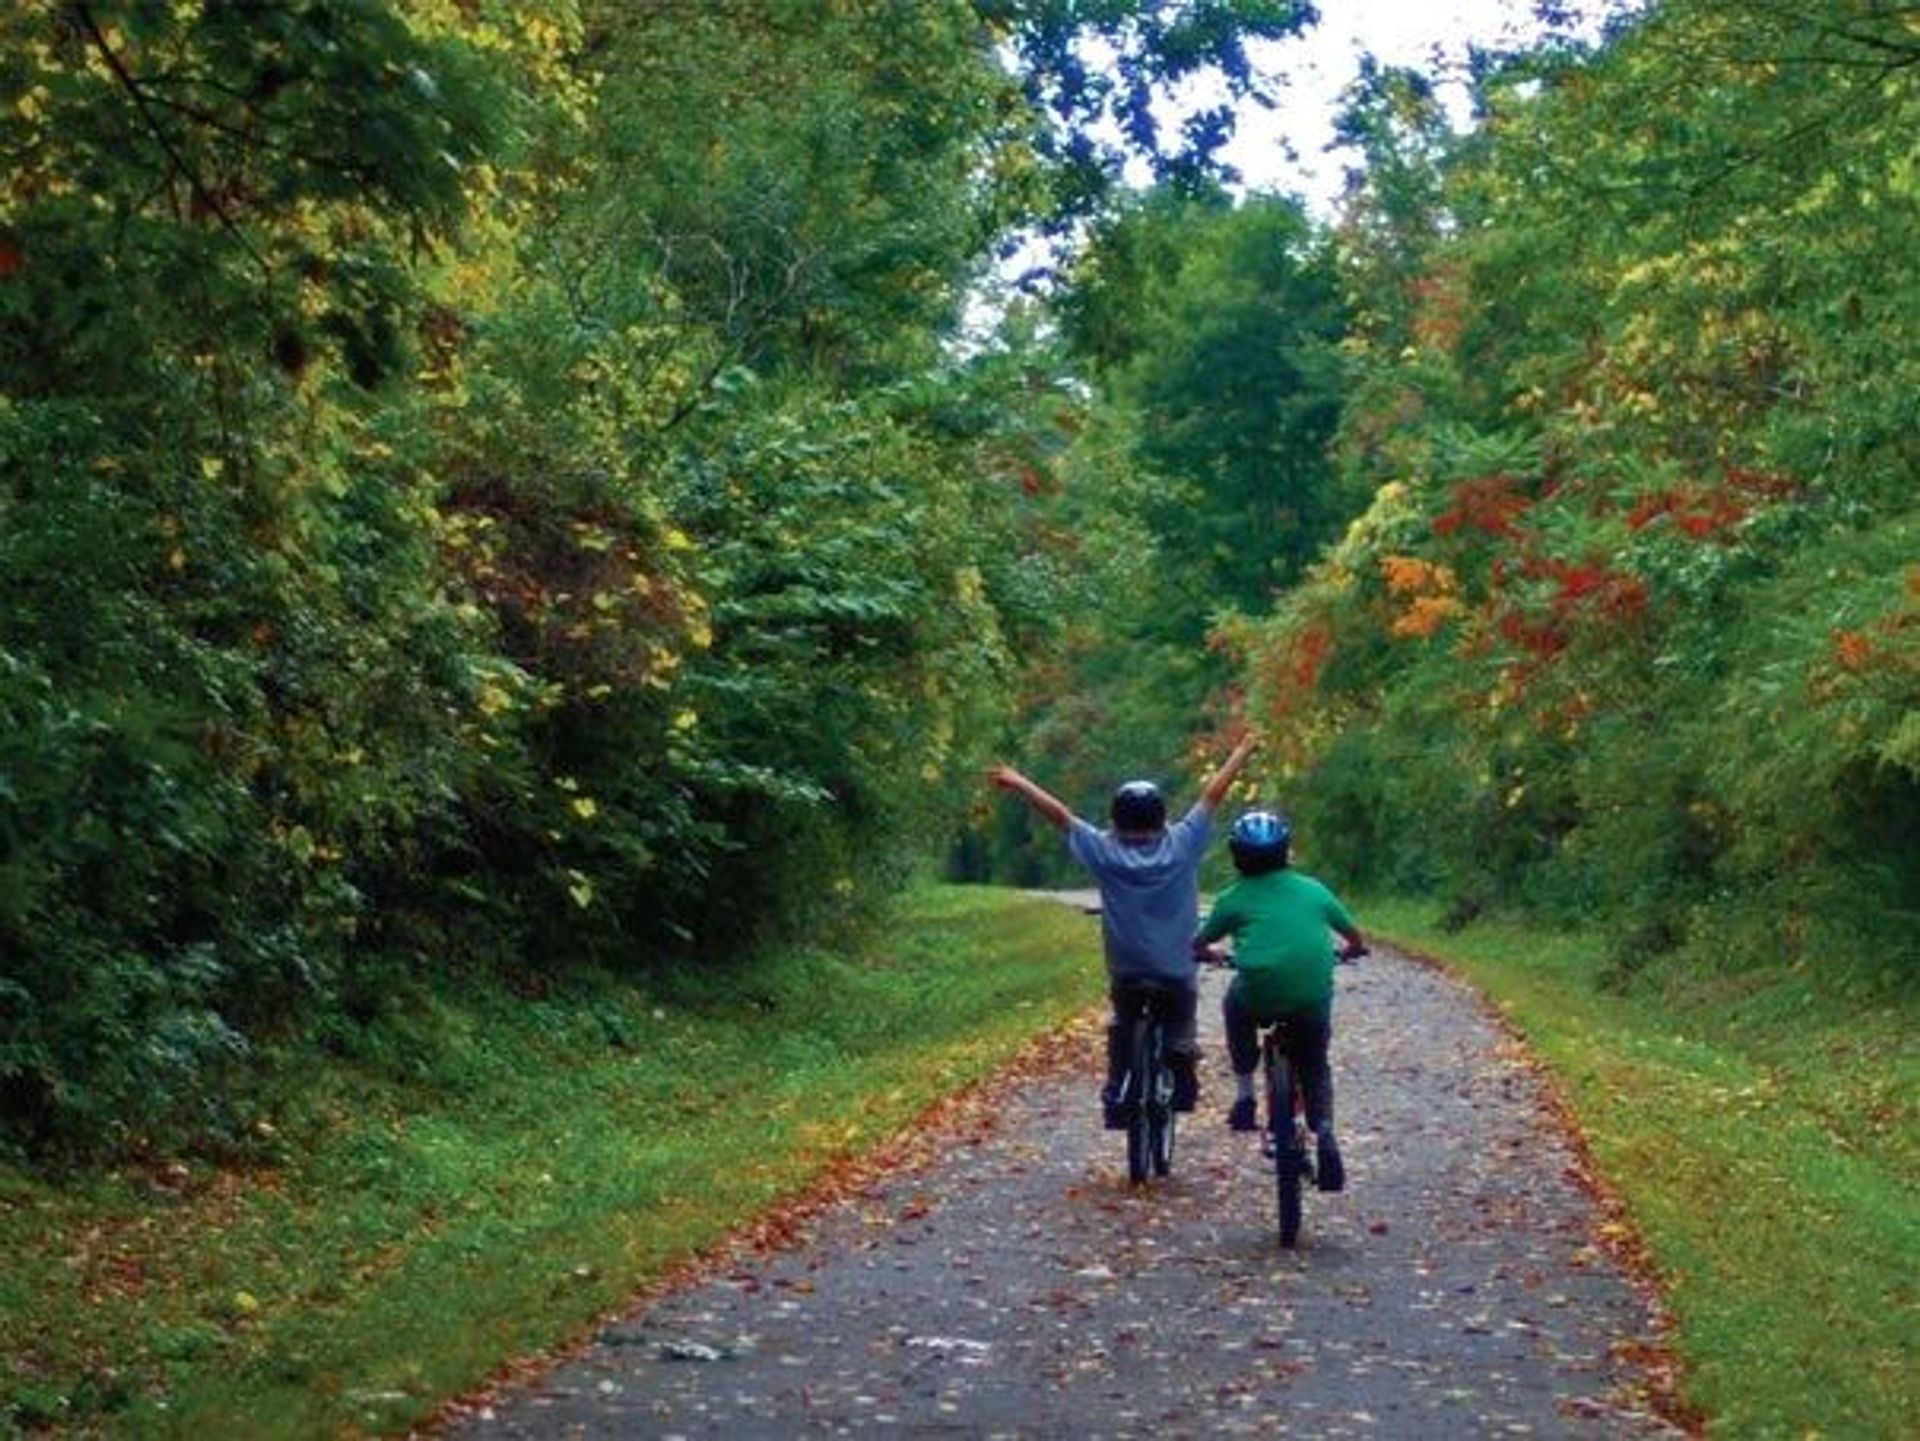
[1621,467,1798,540]
[1404,467,1798,692]
[1241,461,1819,747]
[1432,472,1533,541]
[1419,473,1649,668]
[1827,567,1920,680]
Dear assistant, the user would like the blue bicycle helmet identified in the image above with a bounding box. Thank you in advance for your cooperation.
[1228,809,1291,874]
[1110,779,1167,833]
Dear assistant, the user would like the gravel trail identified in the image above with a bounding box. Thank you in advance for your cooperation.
[439,936,1686,1439]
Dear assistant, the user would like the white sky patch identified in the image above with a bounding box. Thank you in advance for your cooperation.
[962,1,1624,336]
[1239,2,1530,200]
[1156,0,1630,215]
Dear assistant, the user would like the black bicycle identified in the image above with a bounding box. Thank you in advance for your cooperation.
[1261,944,1365,1247]
[1113,983,1182,1184]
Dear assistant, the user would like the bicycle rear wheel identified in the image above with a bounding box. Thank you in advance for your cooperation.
[1149,1027,1175,1178]
[1126,1017,1154,1184]
[1268,1047,1304,1247]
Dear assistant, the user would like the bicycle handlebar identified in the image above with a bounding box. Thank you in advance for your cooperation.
[1194,940,1368,967]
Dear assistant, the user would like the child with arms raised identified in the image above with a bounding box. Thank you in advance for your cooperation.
[988,734,1257,1124]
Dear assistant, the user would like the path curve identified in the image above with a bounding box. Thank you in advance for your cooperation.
[439,935,1686,1438]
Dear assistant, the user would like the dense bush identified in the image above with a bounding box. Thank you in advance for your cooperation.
[0,1,520,1145]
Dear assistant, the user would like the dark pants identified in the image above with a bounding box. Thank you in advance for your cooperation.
[1223,985,1334,1132]
[1106,978,1198,1092]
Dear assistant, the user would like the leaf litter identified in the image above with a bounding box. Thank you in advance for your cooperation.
[434,940,1696,1437]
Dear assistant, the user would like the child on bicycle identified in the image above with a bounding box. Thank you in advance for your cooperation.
[988,734,1258,1126]
[1197,809,1364,1190]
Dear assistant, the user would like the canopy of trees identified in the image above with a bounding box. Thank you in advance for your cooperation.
[4,0,1914,1154]
[1229,0,1920,979]
[0,0,1294,1151]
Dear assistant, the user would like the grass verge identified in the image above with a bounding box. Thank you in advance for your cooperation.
[1363,896,1919,1439]
[0,885,1102,1437]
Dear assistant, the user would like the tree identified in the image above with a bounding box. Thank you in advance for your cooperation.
[0,0,555,1143]
[1060,188,1352,666]
[1225,0,1920,974]
[979,0,1321,221]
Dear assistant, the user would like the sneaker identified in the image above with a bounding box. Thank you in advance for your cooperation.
[1315,1128,1345,1192]
[1226,1096,1258,1132]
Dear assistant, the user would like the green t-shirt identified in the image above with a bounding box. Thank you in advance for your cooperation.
[1198,869,1355,1020]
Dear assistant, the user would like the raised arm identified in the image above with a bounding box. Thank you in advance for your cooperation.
[1198,732,1259,812]
[988,763,1075,832]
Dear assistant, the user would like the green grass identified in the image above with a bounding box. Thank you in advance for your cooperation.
[1363,896,1920,1439]
[18,885,1909,1437]
[0,885,1103,1437]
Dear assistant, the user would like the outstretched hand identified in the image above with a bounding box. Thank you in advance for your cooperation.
[1200,730,1261,810]
[985,762,1074,831]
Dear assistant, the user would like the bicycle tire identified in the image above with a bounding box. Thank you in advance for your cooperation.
[1269,1046,1304,1248]
[1149,1023,1175,1178]
[1126,1016,1154,1185]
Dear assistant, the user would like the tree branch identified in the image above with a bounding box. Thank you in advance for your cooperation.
[71,2,267,275]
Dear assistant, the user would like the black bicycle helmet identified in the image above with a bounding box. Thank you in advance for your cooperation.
[1228,809,1292,874]
[1109,779,1167,833]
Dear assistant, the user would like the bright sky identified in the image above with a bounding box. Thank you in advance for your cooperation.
[970,2,1621,318]
[1208,0,1608,214]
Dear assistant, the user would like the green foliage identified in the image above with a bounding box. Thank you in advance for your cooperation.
[0,0,531,1147]
[981,0,1319,215]
[586,0,1024,381]
[1226,0,1920,980]
[0,886,1102,1435]
[662,380,1027,948]
[4,0,1297,1152]
[1062,189,1352,621]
